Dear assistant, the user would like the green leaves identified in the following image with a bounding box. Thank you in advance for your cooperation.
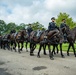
[0,21,45,35]
[0,20,7,34]
[56,12,76,29]
[30,22,45,30]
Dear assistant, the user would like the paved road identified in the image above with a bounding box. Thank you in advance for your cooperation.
[0,48,76,75]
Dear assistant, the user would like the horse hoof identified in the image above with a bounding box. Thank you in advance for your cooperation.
[57,52,59,54]
[50,57,54,60]
[44,53,47,55]
[37,55,40,58]
[62,55,65,58]
[20,50,22,51]
[30,53,34,56]
[67,53,69,56]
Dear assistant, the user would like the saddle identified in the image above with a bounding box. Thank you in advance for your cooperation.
[48,29,59,38]
[11,32,18,39]
[35,30,43,39]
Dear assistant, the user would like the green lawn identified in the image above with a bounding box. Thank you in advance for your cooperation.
[24,43,76,52]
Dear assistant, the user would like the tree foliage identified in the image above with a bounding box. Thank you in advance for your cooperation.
[0,21,45,35]
[30,22,45,30]
[6,22,17,33]
[0,20,7,34]
[56,12,76,29]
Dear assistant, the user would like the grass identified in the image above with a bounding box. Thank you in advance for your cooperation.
[24,43,76,52]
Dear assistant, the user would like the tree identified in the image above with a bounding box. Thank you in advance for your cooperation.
[56,12,76,29]
[0,20,7,34]
[28,22,45,30]
[6,22,17,33]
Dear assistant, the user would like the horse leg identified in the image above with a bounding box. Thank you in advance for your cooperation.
[52,45,56,55]
[18,43,21,53]
[7,41,10,50]
[32,44,36,52]
[43,44,47,55]
[67,43,71,56]
[48,44,54,60]
[30,43,34,56]
[60,43,65,58]
[13,41,17,52]
[37,44,42,58]
[56,44,59,54]
[71,43,76,57]
[20,42,23,51]
[10,41,13,51]
[3,41,6,50]
[26,42,28,52]
[0,40,3,49]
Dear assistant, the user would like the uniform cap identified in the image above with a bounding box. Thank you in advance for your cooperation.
[51,17,55,20]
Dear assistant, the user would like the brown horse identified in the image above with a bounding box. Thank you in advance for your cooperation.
[16,30,27,53]
[65,26,76,57]
[42,28,65,58]
[59,25,76,57]
[51,28,65,57]
[29,30,60,60]
[0,34,10,50]
[9,33,17,52]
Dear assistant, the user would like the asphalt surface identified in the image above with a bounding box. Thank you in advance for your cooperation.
[0,48,76,75]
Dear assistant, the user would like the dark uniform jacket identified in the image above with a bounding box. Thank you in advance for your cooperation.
[10,30,16,34]
[27,27,33,35]
[48,22,58,31]
[60,22,66,28]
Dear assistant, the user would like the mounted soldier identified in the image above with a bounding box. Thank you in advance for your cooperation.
[48,17,59,44]
[60,19,68,43]
[48,17,59,31]
[10,29,16,34]
[27,24,33,37]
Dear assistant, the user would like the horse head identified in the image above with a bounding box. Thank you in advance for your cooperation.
[64,25,70,34]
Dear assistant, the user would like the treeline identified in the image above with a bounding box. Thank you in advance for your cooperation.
[0,21,45,35]
[0,12,76,35]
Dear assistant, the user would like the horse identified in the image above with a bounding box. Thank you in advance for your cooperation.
[51,28,65,57]
[0,34,10,50]
[9,32,17,52]
[42,28,65,58]
[15,29,27,53]
[24,31,31,52]
[58,25,76,57]
[65,26,76,57]
[29,29,61,60]
[29,30,46,55]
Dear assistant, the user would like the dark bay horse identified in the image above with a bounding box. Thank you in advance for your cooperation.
[29,30,60,60]
[24,32,30,52]
[58,25,76,57]
[15,30,27,53]
[0,34,10,50]
[65,26,76,57]
[51,28,65,57]
[42,29,65,58]
[29,30,46,55]
[9,33,17,52]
